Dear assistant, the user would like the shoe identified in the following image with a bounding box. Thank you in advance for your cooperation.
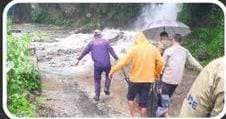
[93,95,99,101]
[104,90,110,95]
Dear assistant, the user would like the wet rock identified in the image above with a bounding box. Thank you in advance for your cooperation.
[38,105,55,117]
[31,90,42,96]
[11,29,22,33]
[46,98,53,101]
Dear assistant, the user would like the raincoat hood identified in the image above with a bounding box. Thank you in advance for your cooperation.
[133,32,150,45]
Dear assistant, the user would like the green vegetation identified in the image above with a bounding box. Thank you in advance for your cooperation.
[179,4,224,65]
[31,4,142,28]
[7,19,41,117]
[31,4,72,27]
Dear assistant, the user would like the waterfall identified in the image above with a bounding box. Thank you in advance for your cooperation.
[26,3,184,75]
[133,3,183,31]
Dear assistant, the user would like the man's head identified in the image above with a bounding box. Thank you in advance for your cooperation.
[172,34,183,44]
[159,31,172,48]
[160,31,169,41]
[94,29,102,38]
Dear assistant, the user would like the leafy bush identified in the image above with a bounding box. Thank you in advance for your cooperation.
[7,17,12,35]
[179,4,224,65]
[30,4,142,28]
[8,94,35,117]
[31,6,48,23]
[7,20,41,117]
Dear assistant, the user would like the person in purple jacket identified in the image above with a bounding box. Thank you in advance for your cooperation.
[76,30,118,101]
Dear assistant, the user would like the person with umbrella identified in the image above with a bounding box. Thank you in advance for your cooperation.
[157,31,172,55]
[76,29,118,101]
[143,20,191,41]
[109,32,164,117]
[156,34,203,117]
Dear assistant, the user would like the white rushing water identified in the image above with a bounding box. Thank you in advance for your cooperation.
[34,28,135,76]
[133,3,182,31]
[30,3,183,76]
[25,3,183,77]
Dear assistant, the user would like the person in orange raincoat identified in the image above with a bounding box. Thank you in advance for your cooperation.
[109,32,164,117]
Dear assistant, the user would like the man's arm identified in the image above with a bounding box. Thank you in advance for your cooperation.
[108,44,118,60]
[155,48,164,79]
[160,48,170,75]
[109,48,134,76]
[77,41,92,61]
[186,50,203,71]
[162,49,169,66]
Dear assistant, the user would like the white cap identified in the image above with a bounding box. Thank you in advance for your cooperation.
[94,29,102,36]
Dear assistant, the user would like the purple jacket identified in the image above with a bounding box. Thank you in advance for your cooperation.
[78,38,118,68]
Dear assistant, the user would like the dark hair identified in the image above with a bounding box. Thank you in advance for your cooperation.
[173,34,182,43]
[160,31,169,37]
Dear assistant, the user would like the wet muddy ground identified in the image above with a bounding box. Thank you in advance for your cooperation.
[12,24,199,117]
[38,72,126,117]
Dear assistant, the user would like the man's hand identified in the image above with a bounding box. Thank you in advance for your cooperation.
[198,66,203,72]
[155,80,162,94]
[75,60,80,66]
[156,77,161,81]
[109,73,114,79]
[157,88,162,94]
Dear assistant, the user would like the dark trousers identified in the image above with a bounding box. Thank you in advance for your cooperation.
[127,82,152,108]
[158,81,178,107]
[94,65,111,97]
[161,81,178,97]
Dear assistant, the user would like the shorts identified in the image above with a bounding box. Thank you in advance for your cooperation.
[161,81,178,97]
[127,82,151,108]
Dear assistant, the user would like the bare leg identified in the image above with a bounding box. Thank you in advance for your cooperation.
[128,101,135,117]
[140,108,147,117]
[134,102,141,114]
[163,112,169,117]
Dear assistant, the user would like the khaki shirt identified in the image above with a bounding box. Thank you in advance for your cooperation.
[162,43,203,85]
[180,57,224,117]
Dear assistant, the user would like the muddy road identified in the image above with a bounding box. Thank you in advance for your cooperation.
[12,24,199,117]
[38,72,126,117]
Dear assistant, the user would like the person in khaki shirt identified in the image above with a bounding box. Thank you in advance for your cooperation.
[180,57,224,117]
[156,34,203,117]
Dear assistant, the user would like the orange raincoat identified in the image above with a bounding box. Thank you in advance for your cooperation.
[109,32,163,83]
